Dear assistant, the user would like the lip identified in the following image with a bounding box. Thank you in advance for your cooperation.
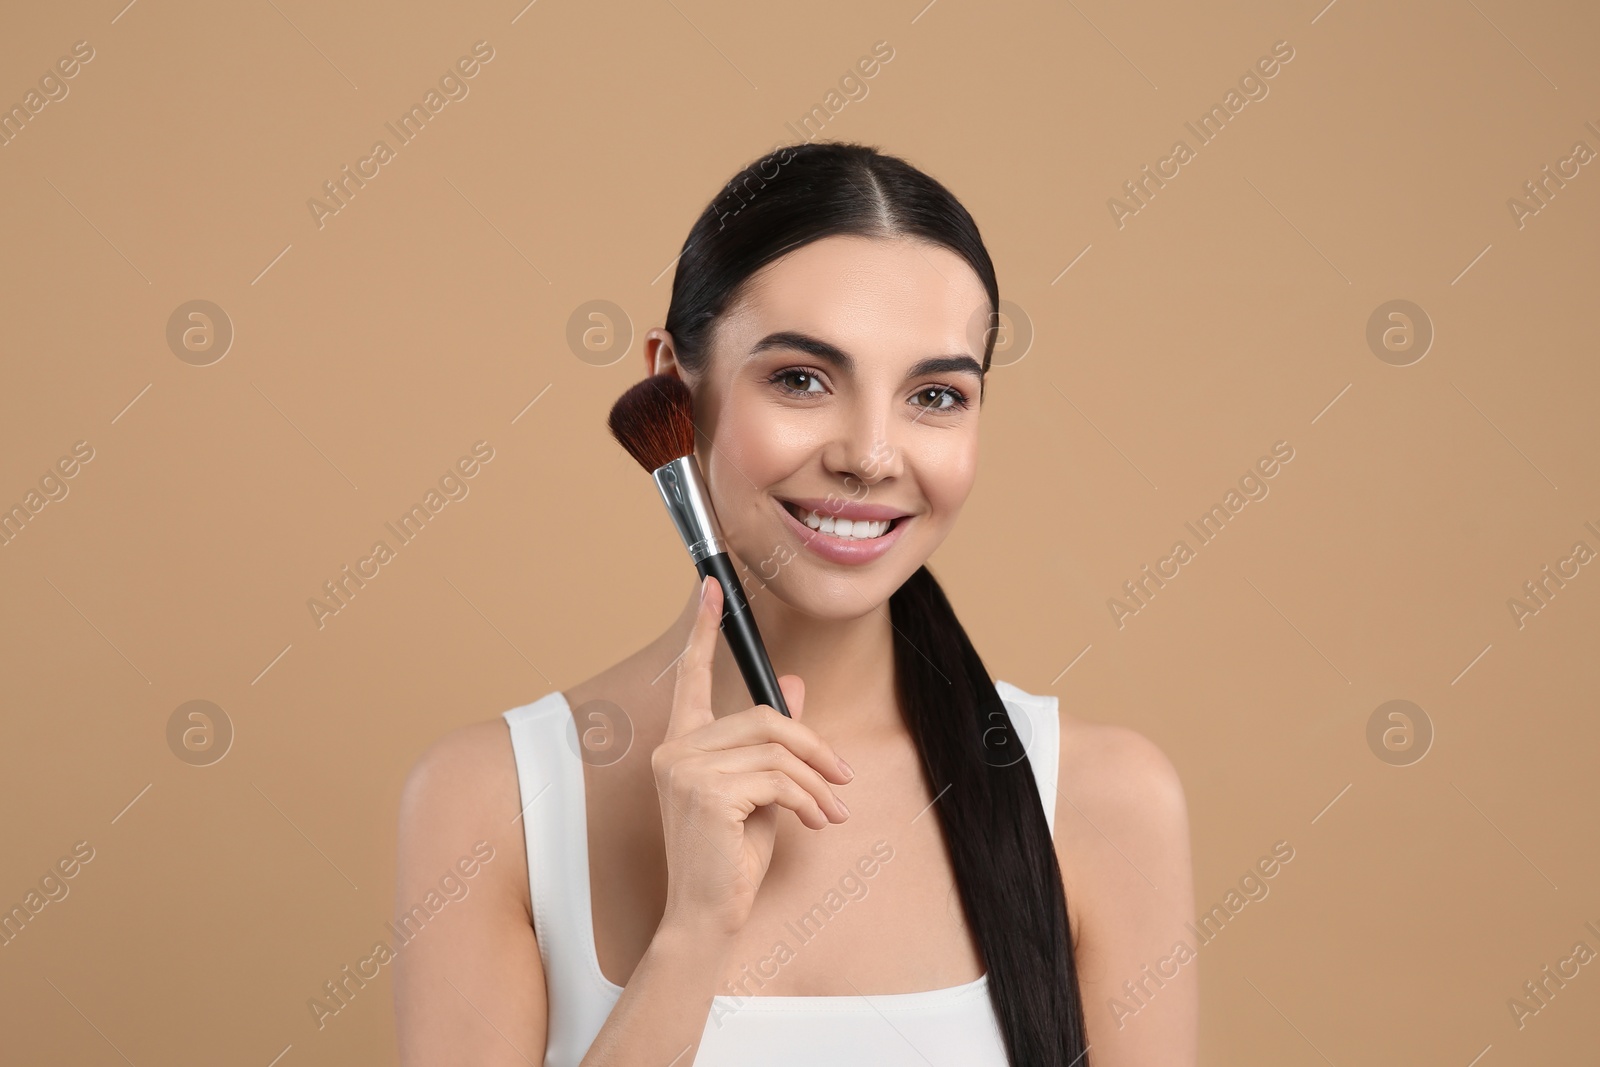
[774,496,910,565]
[776,496,913,522]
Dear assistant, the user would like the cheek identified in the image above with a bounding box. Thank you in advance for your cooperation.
[702,401,804,511]
[915,434,980,515]
[713,403,787,483]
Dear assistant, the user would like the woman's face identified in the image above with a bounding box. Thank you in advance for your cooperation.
[651,234,991,621]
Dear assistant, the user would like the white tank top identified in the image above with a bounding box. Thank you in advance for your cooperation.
[502,679,1060,1066]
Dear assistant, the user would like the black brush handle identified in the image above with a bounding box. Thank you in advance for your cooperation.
[695,552,791,717]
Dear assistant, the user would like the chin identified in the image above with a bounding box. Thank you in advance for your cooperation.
[730,541,927,623]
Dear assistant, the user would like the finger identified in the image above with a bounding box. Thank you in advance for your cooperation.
[667,574,723,741]
[684,701,853,786]
[724,770,833,831]
[696,742,848,823]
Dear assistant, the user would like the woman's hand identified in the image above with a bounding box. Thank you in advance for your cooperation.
[652,574,854,940]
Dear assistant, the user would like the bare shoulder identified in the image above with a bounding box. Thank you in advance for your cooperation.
[1052,707,1198,1062]
[1052,707,1192,938]
[402,717,520,800]
[1056,709,1188,831]
[396,716,529,917]
[394,716,547,1063]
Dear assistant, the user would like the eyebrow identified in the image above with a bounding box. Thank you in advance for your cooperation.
[748,330,985,382]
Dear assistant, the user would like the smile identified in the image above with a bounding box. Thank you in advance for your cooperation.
[773,497,912,565]
[781,500,897,540]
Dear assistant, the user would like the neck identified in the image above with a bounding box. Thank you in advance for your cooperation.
[655,571,902,741]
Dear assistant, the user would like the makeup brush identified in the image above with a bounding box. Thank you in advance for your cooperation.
[607,374,792,717]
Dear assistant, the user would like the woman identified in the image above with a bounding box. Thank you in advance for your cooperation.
[394,142,1197,1065]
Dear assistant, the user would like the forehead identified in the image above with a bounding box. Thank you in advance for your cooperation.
[715,235,990,365]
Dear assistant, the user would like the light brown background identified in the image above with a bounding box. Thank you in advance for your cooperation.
[2,0,1596,1063]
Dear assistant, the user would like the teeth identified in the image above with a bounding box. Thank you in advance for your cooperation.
[797,507,891,540]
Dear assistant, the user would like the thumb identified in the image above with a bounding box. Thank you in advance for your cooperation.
[776,674,805,721]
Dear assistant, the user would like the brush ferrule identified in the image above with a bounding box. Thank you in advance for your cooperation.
[652,455,725,564]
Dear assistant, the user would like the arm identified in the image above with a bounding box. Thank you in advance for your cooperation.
[573,921,736,1066]
[1054,719,1198,1067]
[395,580,849,1065]
[394,720,548,1065]
[391,720,745,1066]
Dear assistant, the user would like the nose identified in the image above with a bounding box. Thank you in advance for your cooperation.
[823,400,903,490]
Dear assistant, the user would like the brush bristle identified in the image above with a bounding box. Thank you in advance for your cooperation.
[607,374,697,472]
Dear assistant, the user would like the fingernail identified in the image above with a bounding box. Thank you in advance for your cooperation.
[837,796,850,817]
[837,756,854,780]
[700,576,709,603]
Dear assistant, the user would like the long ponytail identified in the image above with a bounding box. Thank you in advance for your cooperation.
[664,140,1091,1065]
[892,564,1090,1064]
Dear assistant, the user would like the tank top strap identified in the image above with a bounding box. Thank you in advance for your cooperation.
[995,680,1061,836]
[502,691,619,1067]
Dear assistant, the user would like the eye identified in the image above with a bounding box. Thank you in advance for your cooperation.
[768,367,828,397]
[910,385,971,412]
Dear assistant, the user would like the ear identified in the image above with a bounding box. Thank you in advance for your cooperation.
[644,327,683,379]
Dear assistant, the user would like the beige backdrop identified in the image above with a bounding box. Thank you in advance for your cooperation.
[2,0,1596,1063]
